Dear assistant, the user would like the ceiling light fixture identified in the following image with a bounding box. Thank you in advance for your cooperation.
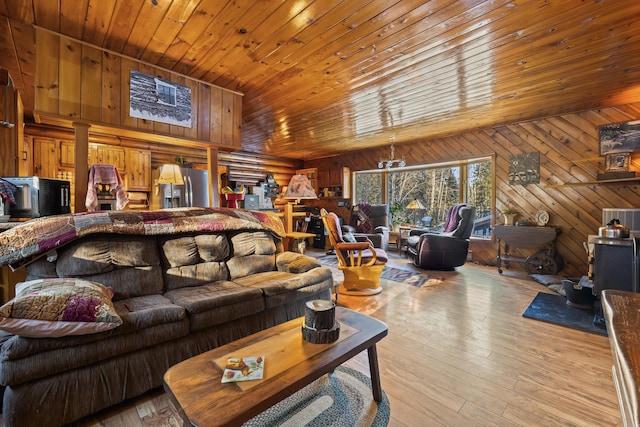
[378,144,406,169]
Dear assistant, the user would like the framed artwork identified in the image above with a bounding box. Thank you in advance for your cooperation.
[129,70,192,128]
[508,152,540,186]
[605,153,630,172]
[599,121,640,155]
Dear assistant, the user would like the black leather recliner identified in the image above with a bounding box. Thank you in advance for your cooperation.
[407,204,476,270]
[342,203,390,251]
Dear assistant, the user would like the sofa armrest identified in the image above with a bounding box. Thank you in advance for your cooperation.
[353,234,375,244]
[409,229,439,237]
[362,233,383,249]
[417,233,469,251]
[353,231,388,250]
[276,251,321,274]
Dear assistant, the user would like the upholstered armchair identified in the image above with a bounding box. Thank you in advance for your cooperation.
[407,204,476,270]
[342,203,390,251]
[321,208,387,296]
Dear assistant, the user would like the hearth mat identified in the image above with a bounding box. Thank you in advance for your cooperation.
[523,292,607,336]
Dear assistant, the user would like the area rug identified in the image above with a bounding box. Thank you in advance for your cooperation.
[243,366,390,427]
[314,255,438,288]
[315,254,339,267]
[523,292,607,336]
[380,266,436,288]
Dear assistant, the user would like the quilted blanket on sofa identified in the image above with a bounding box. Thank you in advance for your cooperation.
[0,207,285,268]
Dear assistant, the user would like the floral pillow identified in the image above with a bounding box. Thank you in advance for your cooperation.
[0,278,122,338]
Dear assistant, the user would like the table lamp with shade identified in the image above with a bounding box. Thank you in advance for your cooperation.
[284,174,318,202]
[157,164,184,208]
[283,174,317,233]
[406,199,425,226]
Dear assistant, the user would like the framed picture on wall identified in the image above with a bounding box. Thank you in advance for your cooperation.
[599,121,640,154]
[605,153,630,172]
[129,70,192,128]
[508,152,540,186]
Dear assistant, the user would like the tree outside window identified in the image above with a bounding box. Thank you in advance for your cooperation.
[353,157,493,238]
[354,172,383,204]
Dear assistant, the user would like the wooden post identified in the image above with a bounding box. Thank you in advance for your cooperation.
[73,122,90,212]
[207,146,218,207]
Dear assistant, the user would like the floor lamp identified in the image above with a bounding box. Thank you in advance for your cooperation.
[158,164,184,208]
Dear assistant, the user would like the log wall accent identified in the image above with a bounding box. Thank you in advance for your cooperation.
[33,28,242,149]
[304,103,640,277]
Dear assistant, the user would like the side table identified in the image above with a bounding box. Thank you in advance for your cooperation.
[283,232,316,253]
[494,225,562,275]
[398,226,432,256]
[388,231,400,251]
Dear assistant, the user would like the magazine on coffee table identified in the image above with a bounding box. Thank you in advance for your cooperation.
[221,356,264,383]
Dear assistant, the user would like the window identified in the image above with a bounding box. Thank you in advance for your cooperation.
[353,156,494,239]
[465,160,493,237]
[155,79,177,106]
[354,172,383,204]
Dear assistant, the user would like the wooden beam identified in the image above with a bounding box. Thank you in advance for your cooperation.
[73,122,90,212]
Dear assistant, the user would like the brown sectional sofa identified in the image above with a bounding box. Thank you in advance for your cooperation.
[0,208,334,427]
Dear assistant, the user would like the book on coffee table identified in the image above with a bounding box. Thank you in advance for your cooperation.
[221,356,264,383]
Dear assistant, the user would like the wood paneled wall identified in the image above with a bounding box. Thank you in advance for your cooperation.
[304,103,640,277]
[23,124,301,208]
[33,28,242,149]
[0,82,23,177]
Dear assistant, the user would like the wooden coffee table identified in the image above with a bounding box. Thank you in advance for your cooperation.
[163,307,388,426]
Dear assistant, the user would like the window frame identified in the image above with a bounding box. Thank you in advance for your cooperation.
[352,154,495,239]
[155,79,177,107]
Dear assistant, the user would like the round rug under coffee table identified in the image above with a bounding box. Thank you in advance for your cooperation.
[243,366,390,427]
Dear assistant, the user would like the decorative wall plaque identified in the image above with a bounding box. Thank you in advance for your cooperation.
[509,152,540,186]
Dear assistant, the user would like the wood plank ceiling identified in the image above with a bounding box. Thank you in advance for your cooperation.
[1,0,640,160]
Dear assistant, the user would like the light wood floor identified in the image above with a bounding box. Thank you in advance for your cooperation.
[65,251,621,427]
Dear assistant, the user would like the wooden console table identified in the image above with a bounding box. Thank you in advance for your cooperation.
[494,225,561,275]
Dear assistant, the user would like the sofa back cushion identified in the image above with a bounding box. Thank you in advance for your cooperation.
[227,231,277,279]
[160,233,231,291]
[53,235,163,300]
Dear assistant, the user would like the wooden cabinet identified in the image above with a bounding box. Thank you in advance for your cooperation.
[318,167,350,199]
[33,138,58,178]
[59,140,74,167]
[0,78,23,177]
[26,134,152,206]
[126,149,151,191]
[89,143,126,171]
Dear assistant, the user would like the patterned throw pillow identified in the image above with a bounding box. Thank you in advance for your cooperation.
[0,278,122,338]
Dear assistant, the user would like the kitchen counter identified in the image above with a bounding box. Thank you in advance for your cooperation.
[602,290,640,427]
